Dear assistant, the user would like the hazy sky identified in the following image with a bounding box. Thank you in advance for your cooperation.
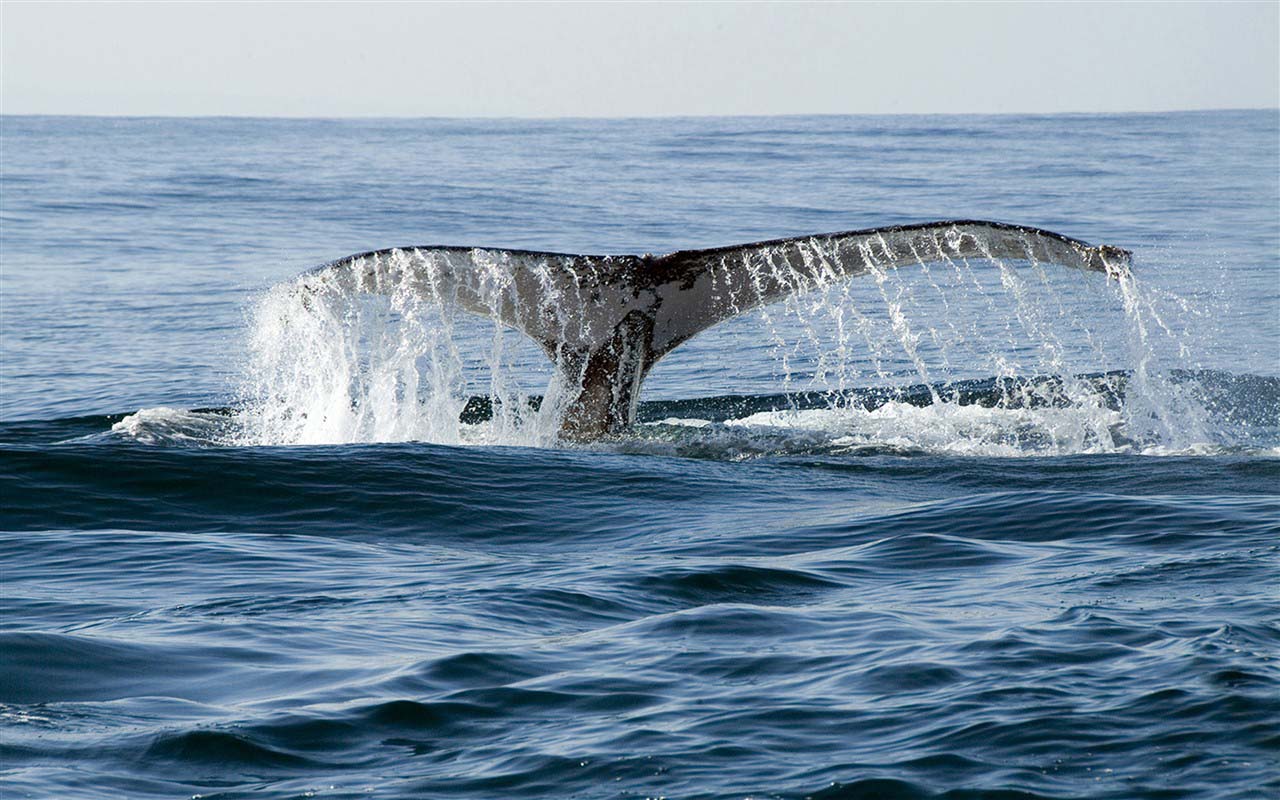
[2,1,1277,117]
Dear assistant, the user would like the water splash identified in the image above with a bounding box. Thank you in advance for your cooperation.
[235,252,562,447]
[207,234,1253,456]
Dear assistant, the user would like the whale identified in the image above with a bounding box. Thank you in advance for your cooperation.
[303,220,1132,440]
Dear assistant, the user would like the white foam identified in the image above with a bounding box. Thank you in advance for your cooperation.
[730,400,1126,456]
[105,407,233,446]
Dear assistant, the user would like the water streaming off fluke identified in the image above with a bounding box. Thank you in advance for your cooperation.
[216,220,1240,455]
[223,223,1234,455]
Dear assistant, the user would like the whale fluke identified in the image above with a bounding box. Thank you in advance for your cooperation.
[305,220,1132,440]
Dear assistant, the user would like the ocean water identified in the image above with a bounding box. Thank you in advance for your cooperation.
[2,111,1278,799]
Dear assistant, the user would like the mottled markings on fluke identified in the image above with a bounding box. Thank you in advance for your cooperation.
[303,221,1131,441]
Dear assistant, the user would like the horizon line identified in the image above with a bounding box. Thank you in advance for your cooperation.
[2,107,1277,123]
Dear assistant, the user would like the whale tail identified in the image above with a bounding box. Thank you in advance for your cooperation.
[305,220,1132,440]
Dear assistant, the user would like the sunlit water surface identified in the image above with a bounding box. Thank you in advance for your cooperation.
[2,112,1278,799]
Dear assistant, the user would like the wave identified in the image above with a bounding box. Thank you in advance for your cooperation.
[7,611,1272,799]
[3,490,1277,798]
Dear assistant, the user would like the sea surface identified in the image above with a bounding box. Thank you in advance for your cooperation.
[2,111,1278,799]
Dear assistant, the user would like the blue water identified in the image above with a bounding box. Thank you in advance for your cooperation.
[2,111,1278,799]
